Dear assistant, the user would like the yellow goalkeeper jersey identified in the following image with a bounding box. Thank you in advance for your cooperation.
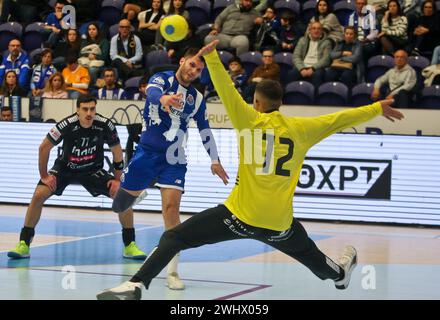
[204,50,382,231]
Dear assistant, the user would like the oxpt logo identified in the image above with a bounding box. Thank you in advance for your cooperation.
[297,157,392,199]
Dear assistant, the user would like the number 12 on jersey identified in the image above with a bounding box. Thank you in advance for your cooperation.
[258,133,294,177]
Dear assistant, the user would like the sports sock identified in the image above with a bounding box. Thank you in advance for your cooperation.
[122,228,135,246]
[20,226,35,246]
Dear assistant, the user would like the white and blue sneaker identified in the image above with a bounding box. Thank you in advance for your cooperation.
[334,246,358,290]
[96,281,142,300]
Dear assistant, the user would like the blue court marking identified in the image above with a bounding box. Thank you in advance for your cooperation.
[0,216,150,237]
[1,216,331,268]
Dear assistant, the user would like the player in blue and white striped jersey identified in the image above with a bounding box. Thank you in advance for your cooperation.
[112,47,229,290]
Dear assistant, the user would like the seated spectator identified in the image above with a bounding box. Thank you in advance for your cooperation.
[368,0,387,22]
[0,39,30,89]
[404,0,424,27]
[44,1,67,48]
[278,12,305,53]
[410,0,440,56]
[137,0,166,48]
[202,56,248,102]
[371,50,417,107]
[422,47,440,86]
[378,0,408,55]
[79,22,110,87]
[53,28,82,70]
[0,70,28,97]
[167,22,203,64]
[325,26,363,87]
[288,22,332,88]
[205,0,260,56]
[30,49,57,97]
[124,0,151,27]
[156,0,190,45]
[244,48,280,102]
[254,6,281,51]
[133,76,148,100]
[165,0,189,20]
[62,53,90,99]
[42,72,68,98]
[308,0,344,46]
[228,56,248,95]
[110,19,144,82]
[422,63,440,86]
[348,0,379,62]
[0,106,13,121]
[94,68,127,100]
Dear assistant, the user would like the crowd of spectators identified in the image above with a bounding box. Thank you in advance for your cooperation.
[0,0,439,112]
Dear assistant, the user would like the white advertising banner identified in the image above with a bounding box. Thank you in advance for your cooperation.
[0,122,439,226]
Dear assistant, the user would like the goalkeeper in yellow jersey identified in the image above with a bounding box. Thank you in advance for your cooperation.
[97,40,404,300]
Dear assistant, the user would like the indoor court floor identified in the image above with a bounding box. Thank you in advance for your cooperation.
[1,204,439,300]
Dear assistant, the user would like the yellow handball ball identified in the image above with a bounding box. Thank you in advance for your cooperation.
[160,15,189,42]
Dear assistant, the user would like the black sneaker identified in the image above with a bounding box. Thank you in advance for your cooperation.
[96,281,142,300]
[334,246,358,290]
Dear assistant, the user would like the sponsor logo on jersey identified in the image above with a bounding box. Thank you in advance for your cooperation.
[68,154,97,162]
[92,125,104,131]
[152,76,165,85]
[49,127,61,141]
[169,107,188,119]
[71,145,97,158]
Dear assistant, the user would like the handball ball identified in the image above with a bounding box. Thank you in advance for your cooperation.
[160,15,189,42]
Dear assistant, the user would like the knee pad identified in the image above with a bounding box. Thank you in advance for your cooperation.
[112,189,138,214]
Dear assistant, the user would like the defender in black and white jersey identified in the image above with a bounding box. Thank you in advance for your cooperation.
[7,94,147,260]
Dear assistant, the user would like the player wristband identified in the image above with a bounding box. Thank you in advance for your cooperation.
[211,159,220,165]
[113,160,124,170]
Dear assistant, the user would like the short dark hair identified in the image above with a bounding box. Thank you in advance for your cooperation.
[344,26,357,35]
[76,94,97,108]
[103,67,115,75]
[1,106,12,113]
[255,80,283,109]
[138,76,148,87]
[280,11,294,23]
[41,48,53,58]
[183,47,204,63]
[228,56,242,65]
[66,53,78,65]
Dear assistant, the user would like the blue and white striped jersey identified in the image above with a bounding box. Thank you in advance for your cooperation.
[140,71,216,159]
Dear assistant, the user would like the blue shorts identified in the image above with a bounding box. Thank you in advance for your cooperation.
[121,145,187,192]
